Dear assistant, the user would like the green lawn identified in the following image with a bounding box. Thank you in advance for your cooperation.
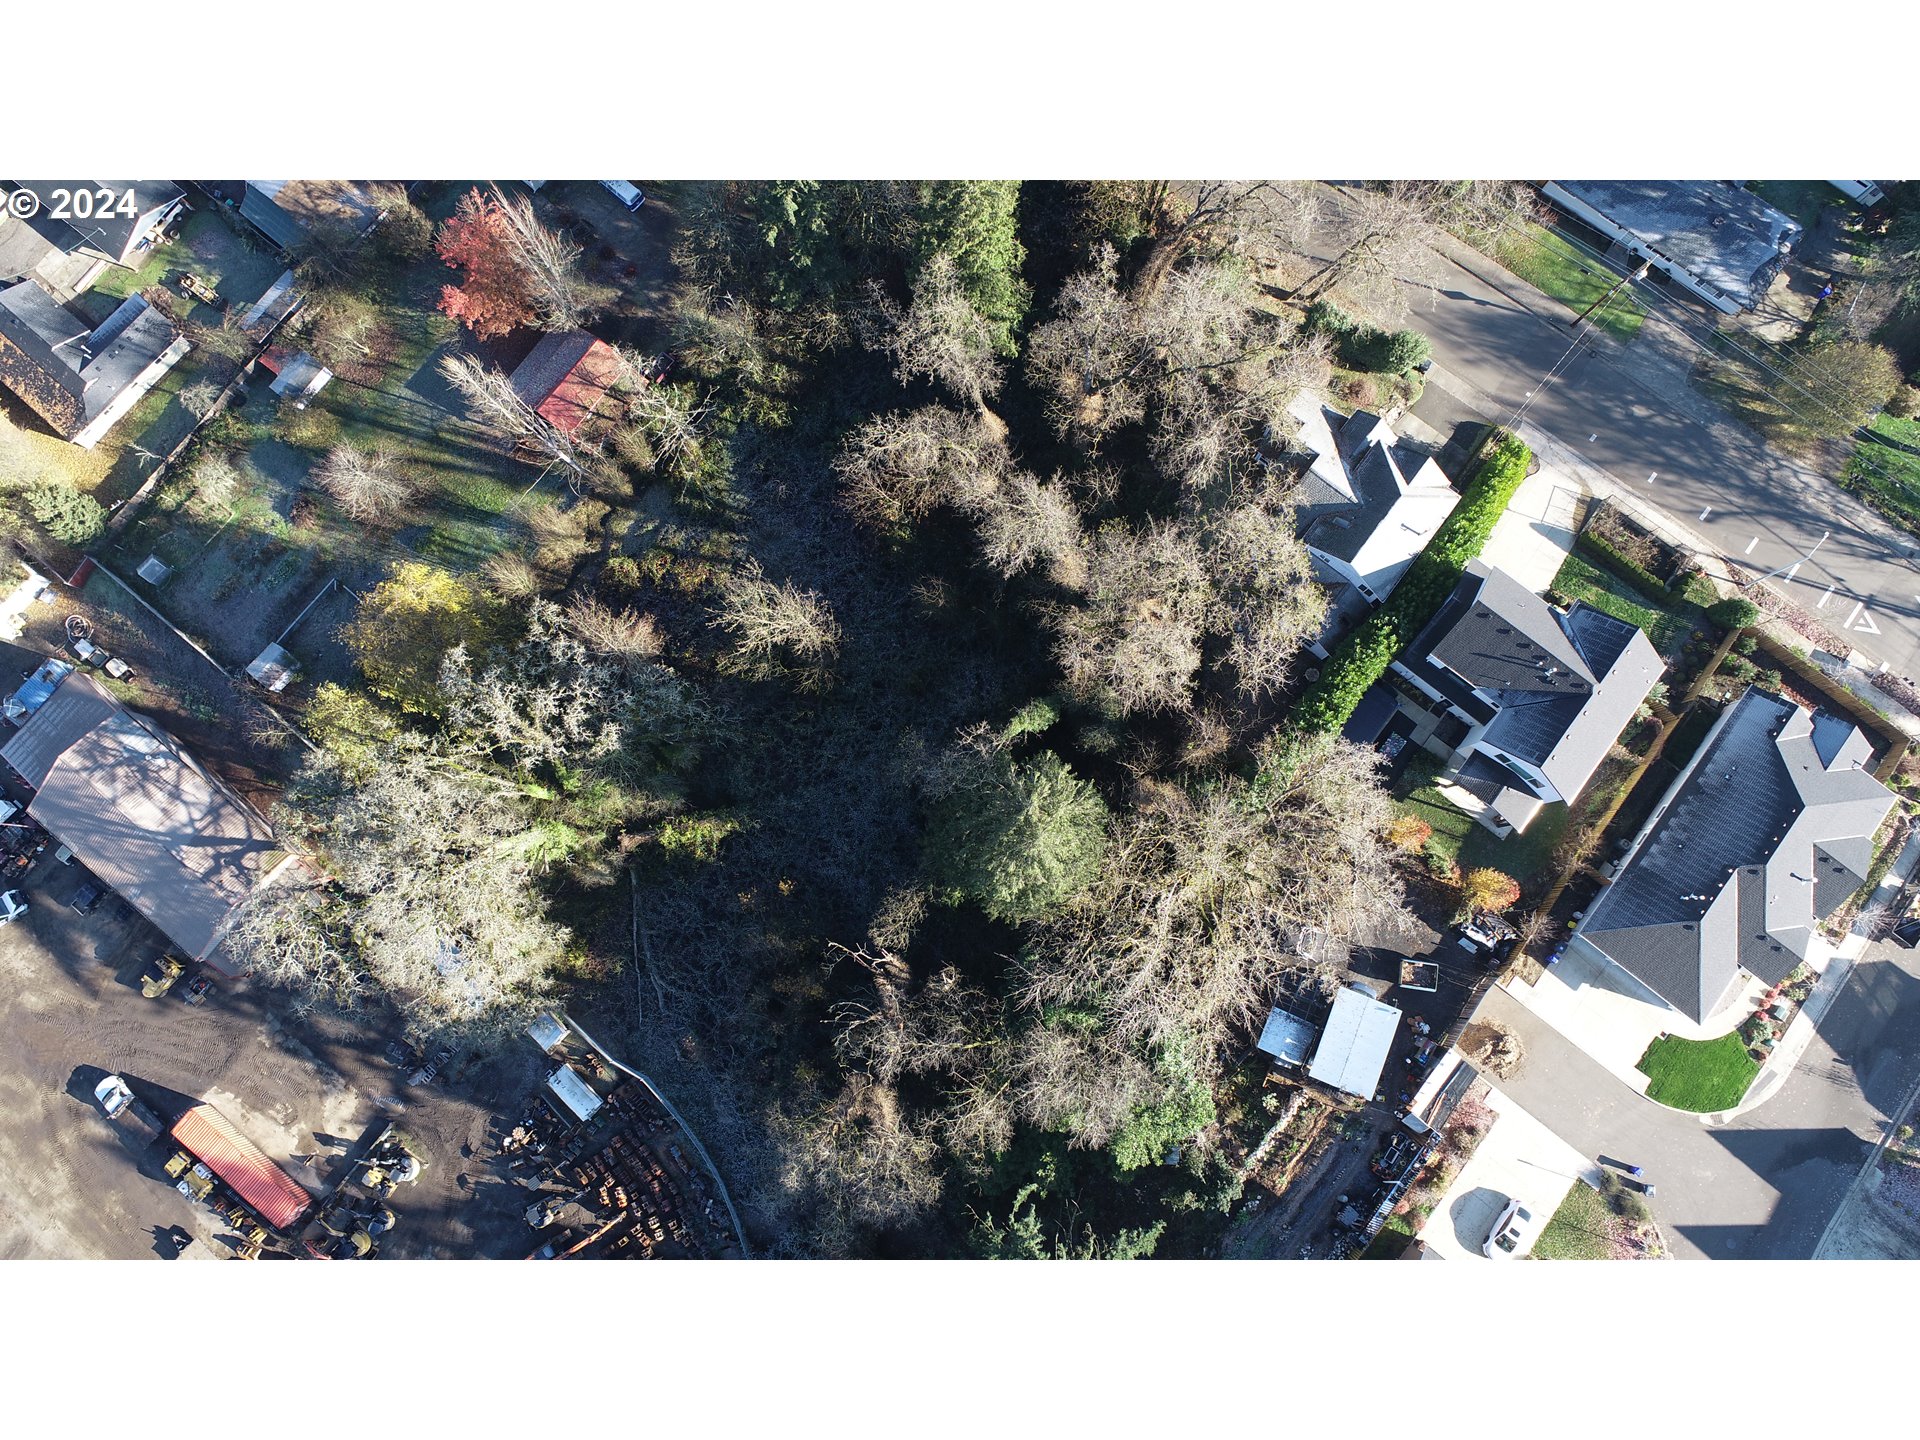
[1842,413,1920,537]
[1745,181,1847,234]
[1637,1031,1760,1112]
[1533,1180,1614,1260]
[1392,754,1570,892]
[1551,551,1693,659]
[1494,222,1647,344]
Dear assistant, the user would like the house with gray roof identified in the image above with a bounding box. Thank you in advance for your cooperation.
[1386,560,1664,836]
[1573,687,1894,1023]
[1540,181,1800,315]
[0,670,296,964]
[0,278,189,448]
[1287,391,1459,613]
[0,182,186,301]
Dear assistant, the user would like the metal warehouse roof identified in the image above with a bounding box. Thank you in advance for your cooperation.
[0,670,290,960]
[1308,987,1401,1098]
[547,1065,605,1124]
[170,1104,313,1230]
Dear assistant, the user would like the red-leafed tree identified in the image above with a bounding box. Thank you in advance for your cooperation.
[437,188,537,339]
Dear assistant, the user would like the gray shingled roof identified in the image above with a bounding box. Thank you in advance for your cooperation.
[20,181,184,265]
[1580,687,1894,1021]
[1548,181,1800,309]
[0,671,285,960]
[0,280,181,439]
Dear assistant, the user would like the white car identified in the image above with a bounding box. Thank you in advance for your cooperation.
[0,890,27,925]
[1483,1197,1538,1260]
[94,1075,134,1118]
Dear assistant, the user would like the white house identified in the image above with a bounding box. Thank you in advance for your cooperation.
[1288,392,1459,610]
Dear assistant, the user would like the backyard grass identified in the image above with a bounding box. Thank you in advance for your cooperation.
[1391,754,1570,891]
[1745,181,1848,235]
[1636,1031,1760,1113]
[1532,1180,1614,1261]
[1493,221,1647,345]
[1842,413,1920,537]
[1551,551,1694,658]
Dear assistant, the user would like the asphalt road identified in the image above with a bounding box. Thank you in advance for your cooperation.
[1477,934,1920,1260]
[1297,192,1920,680]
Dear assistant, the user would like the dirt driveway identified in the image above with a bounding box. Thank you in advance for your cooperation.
[0,780,542,1259]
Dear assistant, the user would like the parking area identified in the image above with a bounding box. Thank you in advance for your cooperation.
[0,751,543,1259]
[1416,1083,1598,1261]
[1477,463,1585,595]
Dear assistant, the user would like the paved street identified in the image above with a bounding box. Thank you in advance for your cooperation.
[1477,933,1920,1259]
[1297,190,1920,681]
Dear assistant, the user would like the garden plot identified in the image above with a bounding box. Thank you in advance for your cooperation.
[105,439,342,672]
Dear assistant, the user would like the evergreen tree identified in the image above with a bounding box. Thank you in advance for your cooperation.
[907,181,1031,355]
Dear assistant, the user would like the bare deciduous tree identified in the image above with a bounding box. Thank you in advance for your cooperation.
[860,252,1006,422]
[711,560,841,683]
[1051,522,1211,715]
[1204,496,1327,700]
[439,351,598,483]
[228,740,570,1040]
[1009,735,1405,1136]
[313,442,423,526]
[1130,180,1320,302]
[972,471,1086,587]
[833,405,1008,533]
[488,183,615,331]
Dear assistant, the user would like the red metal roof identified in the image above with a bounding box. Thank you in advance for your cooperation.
[170,1104,313,1230]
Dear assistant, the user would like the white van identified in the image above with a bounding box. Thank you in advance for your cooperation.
[600,181,646,211]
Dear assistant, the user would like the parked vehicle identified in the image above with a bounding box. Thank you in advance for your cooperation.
[1483,1197,1538,1260]
[95,1074,167,1155]
[70,882,103,915]
[600,180,645,210]
[183,975,213,1007]
[0,890,27,925]
[140,955,184,998]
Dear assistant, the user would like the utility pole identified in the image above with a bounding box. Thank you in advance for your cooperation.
[1570,260,1652,332]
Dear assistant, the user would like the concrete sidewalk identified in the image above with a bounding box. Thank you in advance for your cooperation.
[1714,829,1920,1122]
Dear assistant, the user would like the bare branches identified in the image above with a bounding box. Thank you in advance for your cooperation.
[833,405,1008,533]
[1051,522,1211,716]
[313,443,424,526]
[487,184,615,331]
[972,471,1086,587]
[711,560,841,684]
[860,252,1006,415]
[438,350,599,482]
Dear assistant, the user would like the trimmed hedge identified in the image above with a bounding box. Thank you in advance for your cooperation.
[1303,300,1433,376]
[1292,431,1534,735]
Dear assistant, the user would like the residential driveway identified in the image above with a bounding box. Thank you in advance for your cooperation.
[1478,463,1584,595]
[1475,933,1920,1258]
[1417,1084,1596,1262]
[1499,944,1766,1094]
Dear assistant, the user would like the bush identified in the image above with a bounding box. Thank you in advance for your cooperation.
[1888,385,1920,420]
[25,479,106,545]
[1386,814,1433,852]
[1575,529,1670,601]
[1708,596,1760,632]
[1734,632,1758,656]
[1460,867,1521,913]
[1347,327,1432,375]
[1674,570,1718,608]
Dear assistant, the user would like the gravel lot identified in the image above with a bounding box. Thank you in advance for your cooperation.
[0,757,545,1260]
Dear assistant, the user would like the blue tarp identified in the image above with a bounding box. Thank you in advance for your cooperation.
[5,657,73,725]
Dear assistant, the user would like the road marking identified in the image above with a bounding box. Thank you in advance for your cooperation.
[1786,562,1802,580]
[1745,537,1760,555]
[1588,434,1597,443]
[1845,600,1865,628]
[1817,585,1836,608]
[1646,471,1658,484]
[1699,506,1713,521]
[1851,608,1881,636]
